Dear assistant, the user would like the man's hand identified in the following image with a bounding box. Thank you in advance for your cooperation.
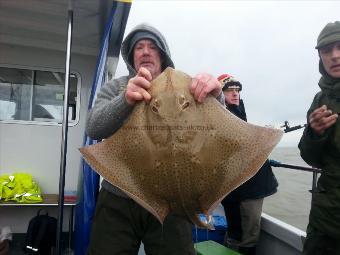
[190,73,222,103]
[125,67,153,105]
[309,105,338,136]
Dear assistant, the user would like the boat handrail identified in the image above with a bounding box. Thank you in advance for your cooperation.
[268,159,321,174]
[269,159,320,207]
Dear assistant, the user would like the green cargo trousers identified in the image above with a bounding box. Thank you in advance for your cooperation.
[88,189,195,255]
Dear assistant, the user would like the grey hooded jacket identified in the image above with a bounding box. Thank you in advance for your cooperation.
[86,23,225,197]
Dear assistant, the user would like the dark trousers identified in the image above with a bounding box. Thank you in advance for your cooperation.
[88,189,195,255]
[303,225,340,255]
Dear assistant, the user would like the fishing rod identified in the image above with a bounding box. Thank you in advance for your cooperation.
[280,120,307,133]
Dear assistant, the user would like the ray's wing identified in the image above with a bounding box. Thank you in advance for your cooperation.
[195,97,283,214]
[79,105,171,224]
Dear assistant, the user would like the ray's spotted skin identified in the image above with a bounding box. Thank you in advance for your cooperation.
[80,68,283,229]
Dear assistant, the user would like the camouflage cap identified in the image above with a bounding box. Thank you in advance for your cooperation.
[316,21,340,49]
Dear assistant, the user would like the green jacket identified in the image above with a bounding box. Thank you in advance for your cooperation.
[298,72,340,237]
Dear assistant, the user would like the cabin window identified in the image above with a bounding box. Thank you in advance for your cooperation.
[0,66,79,124]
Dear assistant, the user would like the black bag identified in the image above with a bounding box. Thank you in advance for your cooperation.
[24,209,57,255]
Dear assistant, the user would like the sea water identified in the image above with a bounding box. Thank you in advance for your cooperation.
[263,146,313,231]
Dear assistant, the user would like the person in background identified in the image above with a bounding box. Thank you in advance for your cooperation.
[298,21,340,255]
[218,74,278,255]
[86,23,225,255]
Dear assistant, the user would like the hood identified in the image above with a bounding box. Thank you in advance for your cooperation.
[121,23,175,76]
[318,60,340,92]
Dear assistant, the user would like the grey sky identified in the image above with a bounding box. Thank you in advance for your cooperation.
[116,1,340,147]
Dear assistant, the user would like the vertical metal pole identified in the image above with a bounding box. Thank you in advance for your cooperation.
[56,1,73,254]
[311,170,318,208]
[68,206,75,250]
[312,171,318,192]
[29,70,36,121]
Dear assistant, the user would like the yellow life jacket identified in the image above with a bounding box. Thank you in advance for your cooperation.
[0,173,43,203]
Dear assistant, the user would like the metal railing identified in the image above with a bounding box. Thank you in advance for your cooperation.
[268,159,321,194]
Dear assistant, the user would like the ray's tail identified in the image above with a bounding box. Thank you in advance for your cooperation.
[191,213,215,230]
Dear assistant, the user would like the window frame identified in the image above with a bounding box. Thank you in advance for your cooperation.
[0,64,81,126]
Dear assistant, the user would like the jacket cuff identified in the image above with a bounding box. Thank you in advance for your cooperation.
[216,91,226,107]
[304,124,329,144]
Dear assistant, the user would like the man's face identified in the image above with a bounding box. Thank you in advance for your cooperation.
[319,41,340,78]
[133,39,162,79]
[223,88,240,106]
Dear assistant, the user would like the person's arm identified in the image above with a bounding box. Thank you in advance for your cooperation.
[298,94,337,168]
[215,90,226,106]
[86,76,134,140]
[86,68,153,140]
[298,126,329,168]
